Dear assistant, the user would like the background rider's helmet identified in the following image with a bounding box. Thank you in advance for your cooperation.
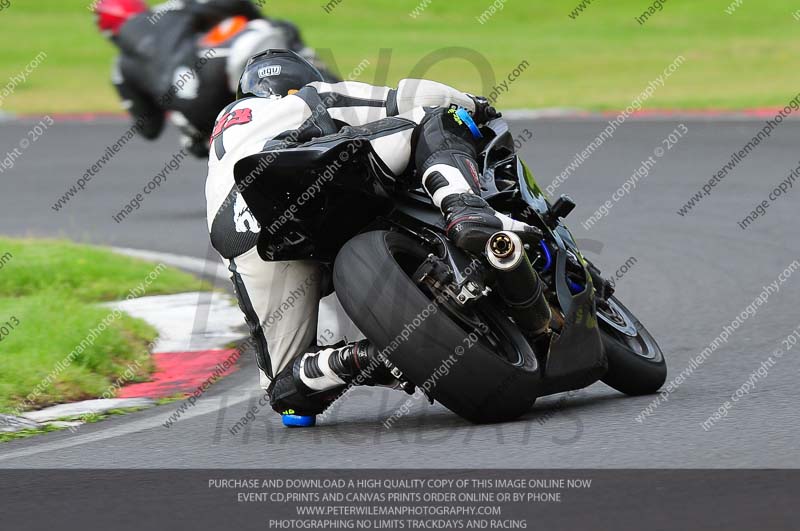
[237,49,324,100]
[94,0,148,37]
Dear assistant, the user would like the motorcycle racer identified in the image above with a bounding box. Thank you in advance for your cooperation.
[94,0,338,157]
[205,49,539,423]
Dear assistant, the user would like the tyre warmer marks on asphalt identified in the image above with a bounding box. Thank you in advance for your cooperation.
[117,349,241,399]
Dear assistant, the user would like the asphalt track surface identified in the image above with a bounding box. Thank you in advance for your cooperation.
[1,116,798,468]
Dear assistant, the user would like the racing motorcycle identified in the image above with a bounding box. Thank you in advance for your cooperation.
[234,115,667,424]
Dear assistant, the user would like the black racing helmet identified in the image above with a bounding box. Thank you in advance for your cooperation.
[237,49,324,100]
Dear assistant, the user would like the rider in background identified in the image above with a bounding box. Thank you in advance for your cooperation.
[205,50,538,422]
[94,0,339,157]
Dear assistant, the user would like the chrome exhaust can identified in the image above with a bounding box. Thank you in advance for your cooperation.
[486,231,551,336]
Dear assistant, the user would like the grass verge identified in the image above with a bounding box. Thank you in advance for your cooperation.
[1,1,799,112]
[0,237,209,413]
[0,424,64,443]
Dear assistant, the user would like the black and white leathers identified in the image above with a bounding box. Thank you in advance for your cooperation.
[205,78,480,387]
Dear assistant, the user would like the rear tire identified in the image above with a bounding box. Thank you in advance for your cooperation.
[597,296,667,395]
[333,230,541,423]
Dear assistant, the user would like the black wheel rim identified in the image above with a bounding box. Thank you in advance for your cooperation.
[597,296,661,361]
[391,244,531,368]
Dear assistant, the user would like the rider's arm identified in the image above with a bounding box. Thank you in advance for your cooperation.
[306,79,476,126]
[112,58,165,140]
[391,79,476,116]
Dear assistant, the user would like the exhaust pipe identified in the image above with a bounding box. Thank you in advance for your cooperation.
[486,231,551,337]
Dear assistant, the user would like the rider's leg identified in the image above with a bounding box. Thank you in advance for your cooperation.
[414,108,535,254]
[226,245,323,387]
[227,246,400,417]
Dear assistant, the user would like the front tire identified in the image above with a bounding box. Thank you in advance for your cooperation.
[597,296,667,395]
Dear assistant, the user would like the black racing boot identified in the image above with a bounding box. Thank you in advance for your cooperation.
[442,193,505,255]
[442,193,542,255]
[269,340,411,427]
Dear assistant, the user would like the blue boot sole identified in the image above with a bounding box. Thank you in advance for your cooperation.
[282,414,316,427]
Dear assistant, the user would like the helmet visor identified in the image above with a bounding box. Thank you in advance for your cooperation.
[238,67,281,99]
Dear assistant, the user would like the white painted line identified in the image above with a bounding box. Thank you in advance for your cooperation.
[22,398,156,423]
[0,414,41,433]
[110,248,249,349]
[0,391,259,463]
[503,108,585,120]
[6,110,798,127]
[111,246,229,282]
[106,291,245,352]
[502,108,800,122]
